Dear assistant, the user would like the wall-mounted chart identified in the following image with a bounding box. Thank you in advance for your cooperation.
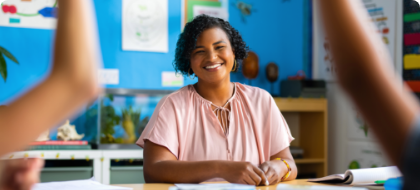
[122,0,168,53]
[0,0,57,29]
[313,0,397,81]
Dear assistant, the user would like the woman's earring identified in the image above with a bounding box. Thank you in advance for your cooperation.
[188,68,196,80]
[232,59,237,72]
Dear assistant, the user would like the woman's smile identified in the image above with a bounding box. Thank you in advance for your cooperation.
[203,63,224,72]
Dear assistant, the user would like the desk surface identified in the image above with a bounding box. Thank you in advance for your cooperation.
[113,180,345,190]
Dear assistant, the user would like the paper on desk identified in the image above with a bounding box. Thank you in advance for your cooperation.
[276,184,367,190]
[32,178,132,190]
[173,183,255,190]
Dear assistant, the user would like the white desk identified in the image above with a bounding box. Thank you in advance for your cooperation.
[2,149,143,184]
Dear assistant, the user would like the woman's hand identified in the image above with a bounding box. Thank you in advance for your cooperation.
[0,158,44,190]
[259,160,287,185]
[219,161,268,186]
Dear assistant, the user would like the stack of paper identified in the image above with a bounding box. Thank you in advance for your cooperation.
[276,184,367,190]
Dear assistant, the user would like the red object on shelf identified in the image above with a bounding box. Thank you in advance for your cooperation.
[405,81,420,92]
[288,70,306,80]
[404,33,420,46]
[30,141,88,146]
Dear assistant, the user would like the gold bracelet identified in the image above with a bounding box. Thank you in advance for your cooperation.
[276,158,291,181]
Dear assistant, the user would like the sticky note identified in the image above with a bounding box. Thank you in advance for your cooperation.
[98,69,119,85]
[404,54,420,69]
[162,71,184,87]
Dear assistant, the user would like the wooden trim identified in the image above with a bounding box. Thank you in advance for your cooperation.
[295,158,325,164]
[274,98,327,112]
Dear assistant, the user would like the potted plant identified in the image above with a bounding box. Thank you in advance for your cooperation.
[0,46,19,82]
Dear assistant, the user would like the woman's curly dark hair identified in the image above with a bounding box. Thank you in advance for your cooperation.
[174,15,249,76]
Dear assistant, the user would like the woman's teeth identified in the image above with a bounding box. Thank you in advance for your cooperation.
[205,64,222,69]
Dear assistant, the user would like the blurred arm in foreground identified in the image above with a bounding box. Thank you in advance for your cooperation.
[319,0,420,189]
[0,0,101,156]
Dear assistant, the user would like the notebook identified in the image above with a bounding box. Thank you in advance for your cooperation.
[307,166,401,185]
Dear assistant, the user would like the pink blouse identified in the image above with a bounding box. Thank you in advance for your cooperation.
[137,83,294,167]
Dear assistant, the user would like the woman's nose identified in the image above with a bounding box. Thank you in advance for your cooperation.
[208,51,218,62]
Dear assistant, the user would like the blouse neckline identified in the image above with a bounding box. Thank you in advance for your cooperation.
[189,82,237,107]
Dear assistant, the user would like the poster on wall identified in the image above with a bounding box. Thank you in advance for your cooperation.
[312,0,397,81]
[0,0,57,29]
[193,5,228,21]
[122,0,168,53]
[183,0,228,29]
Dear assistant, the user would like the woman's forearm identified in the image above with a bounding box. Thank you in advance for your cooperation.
[144,160,222,183]
[283,158,297,181]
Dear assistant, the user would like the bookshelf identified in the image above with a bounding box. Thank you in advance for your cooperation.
[274,98,328,178]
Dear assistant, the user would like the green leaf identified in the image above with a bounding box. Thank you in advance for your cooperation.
[0,53,7,82]
[106,94,114,101]
[0,46,19,64]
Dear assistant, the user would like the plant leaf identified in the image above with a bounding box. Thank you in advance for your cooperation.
[106,94,114,101]
[0,46,19,64]
[0,53,7,82]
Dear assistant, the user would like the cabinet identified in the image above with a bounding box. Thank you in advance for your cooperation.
[274,98,328,178]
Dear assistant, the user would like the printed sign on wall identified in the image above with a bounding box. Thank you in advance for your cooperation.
[0,0,57,29]
[122,0,168,53]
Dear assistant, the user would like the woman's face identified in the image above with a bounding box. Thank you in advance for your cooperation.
[190,27,235,84]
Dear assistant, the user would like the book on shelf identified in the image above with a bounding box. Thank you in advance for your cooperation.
[30,141,88,146]
[307,166,401,186]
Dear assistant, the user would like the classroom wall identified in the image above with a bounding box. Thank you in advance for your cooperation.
[0,0,306,104]
[229,0,305,96]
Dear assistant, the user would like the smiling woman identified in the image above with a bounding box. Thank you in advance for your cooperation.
[136,15,297,186]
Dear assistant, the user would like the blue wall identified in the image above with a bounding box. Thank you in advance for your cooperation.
[229,0,304,95]
[0,0,305,104]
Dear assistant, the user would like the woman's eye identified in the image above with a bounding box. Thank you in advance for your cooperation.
[195,50,204,54]
[216,46,225,50]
